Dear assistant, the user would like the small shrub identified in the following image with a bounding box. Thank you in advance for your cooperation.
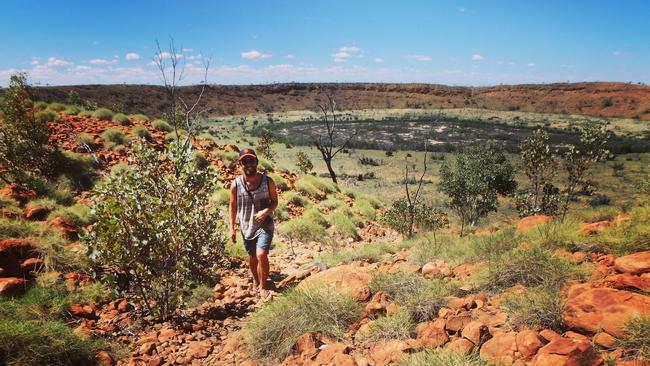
[152,119,173,132]
[354,198,376,220]
[35,110,60,123]
[68,282,114,305]
[129,113,149,122]
[132,125,151,140]
[283,192,310,207]
[211,188,230,206]
[319,197,343,210]
[303,206,329,228]
[101,128,128,150]
[112,113,130,125]
[617,315,650,360]
[588,194,611,207]
[295,178,320,198]
[34,101,48,110]
[504,285,565,332]
[185,285,213,308]
[258,157,274,172]
[359,156,380,166]
[47,102,67,112]
[312,242,394,268]
[329,211,360,241]
[295,151,313,174]
[215,150,238,168]
[75,133,94,146]
[267,173,288,191]
[0,217,39,239]
[243,287,361,361]
[62,105,80,115]
[401,349,489,366]
[92,108,114,121]
[274,202,290,221]
[362,309,414,341]
[48,204,92,227]
[78,110,93,117]
[303,175,338,194]
[278,217,330,245]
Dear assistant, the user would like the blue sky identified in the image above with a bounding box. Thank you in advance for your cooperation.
[1,0,648,86]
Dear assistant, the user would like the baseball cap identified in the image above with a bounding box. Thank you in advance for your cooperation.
[238,148,257,161]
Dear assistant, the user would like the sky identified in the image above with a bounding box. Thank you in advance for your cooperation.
[1,0,648,86]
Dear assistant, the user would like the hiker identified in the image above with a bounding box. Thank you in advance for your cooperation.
[229,148,278,300]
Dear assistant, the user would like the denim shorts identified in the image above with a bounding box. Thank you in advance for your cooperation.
[242,229,273,256]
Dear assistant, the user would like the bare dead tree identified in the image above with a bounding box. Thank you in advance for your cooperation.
[402,139,429,237]
[312,94,357,184]
[153,38,211,167]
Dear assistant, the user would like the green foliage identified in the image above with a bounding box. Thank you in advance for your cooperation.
[49,150,99,191]
[211,188,230,206]
[0,73,52,183]
[295,177,320,198]
[216,150,238,168]
[258,157,274,172]
[267,172,288,191]
[362,309,415,341]
[295,151,313,174]
[303,175,338,194]
[132,125,151,140]
[303,206,329,228]
[353,198,376,220]
[370,271,460,322]
[274,201,289,221]
[152,119,173,132]
[78,110,93,118]
[34,110,60,123]
[85,142,226,319]
[617,315,650,360]
[67,90,81,106]
[319,197,343,210]
[283,192,311,207]
[256,128,276,162]
[47,102,67,112]
[192,151,210,170]
[278,217,330,245]
[504,285,565,332]
[381,199,448,238]
[0,217,39,239]
[112,113,130,125]
[165,130,187,143]
[34,101,48,110]
[129,113,149,121]
[101,128,128,150]
[48,204,92,227]
[439,144,517,235]
[312,242,394,268]
[92,108,114,121]
[329,211,360,241]
[243,287,362,362]
[62,105,81,115]
[590,205,650,255]
[400,348,489,366]
[185,285,213,308]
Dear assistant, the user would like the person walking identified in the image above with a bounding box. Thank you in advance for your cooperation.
[229,148,278,300]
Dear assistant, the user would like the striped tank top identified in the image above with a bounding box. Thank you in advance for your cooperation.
[236,174,274,240]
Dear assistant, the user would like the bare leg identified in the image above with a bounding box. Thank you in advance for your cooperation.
[256,249,270,293]
[248,255,260,289]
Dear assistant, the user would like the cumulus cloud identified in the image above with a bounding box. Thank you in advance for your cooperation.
[404,54,432,62]
[125,53,141,60]
[182,48,193,52]
[46,57,72,66]
[471,54,484,61]
[157,51,183,59]
[285,54,294,59]
[331,45,363,62]
[89,58,119,65]
[241,49,272,60]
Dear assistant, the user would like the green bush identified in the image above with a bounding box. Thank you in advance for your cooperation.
[34,101,48,110]
[0,217,39,239]
[26,198,58,211]
[192,151,210,170]
[275,202,290,221]
[75,133,94,146]
[295,151,314,174]
[86,143,226,319]
[278,217,330,245]
[49,150,99,191]
[354,198,376,220]
[243,287,361,361]
[295,178,320,198]
[78,110,93,118]
[101,128,127,150]
[165,130,188,143]
[617,315,650,360]
[362,309,415,341]
[303,206,329,228]
[370,271,460,322]
[319,197,343,210]
[47,102,67,112]
[185,285,213,308]
[129,113,149,122]
[62,105,81,115]
[267,173,288,191]
[303,175,338,194]
[258,157,274,172]
[92,108,114,121]
[112,113,130,125]
[329,211,360,241]
[211,188,230,206]
[504,285,565,332]
[216,150,238,168]
[590,205,650,255]
[48,204,92,227]
[283,192,311,207]
[152,119,173,132]
[132,125,151,140]
[35,110,60,123]
[313,242,393,268]
[401,349,489,366]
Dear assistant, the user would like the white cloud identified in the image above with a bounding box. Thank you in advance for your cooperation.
[182,48,193,52]
[186,54,202,60]
[157,52,183,59]
[528,63,536,67]
[331,45,363,63]
[30,59,39,65]
[125,53,141,61]
[471,54,484,61]
[89,58,118,65]
[459,7,465,12]
[375,57,384,63]
[46,57,72,66]
[285,54,295,59]
[612,50,622,56]
[241,49,272,60]
[404,54,432,62]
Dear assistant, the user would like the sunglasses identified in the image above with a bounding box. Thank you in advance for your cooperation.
[241,158,257,165]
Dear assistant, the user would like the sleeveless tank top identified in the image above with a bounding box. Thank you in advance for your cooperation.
[236,174,274,240]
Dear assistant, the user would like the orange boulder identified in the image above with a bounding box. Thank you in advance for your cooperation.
[298,264,372,301]
[516,215,552,232]
[530,337,601,366]
[614,251,650,275]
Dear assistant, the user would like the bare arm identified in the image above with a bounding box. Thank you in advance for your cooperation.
[229,180,238,242]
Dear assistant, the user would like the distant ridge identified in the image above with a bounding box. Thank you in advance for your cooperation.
[7,82,650,121]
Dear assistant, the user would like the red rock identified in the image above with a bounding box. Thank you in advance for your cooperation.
[95,351,114,366]
[147,357,162,366]
[0,277,27,296]
[516,215,552,232]
[138,342,156,356]
[564,331,589,341]
[539,329,561,342]
[480,332,518,365]
[563,284,650,336]
[447,338,475,354]
[50,216,80,238]
[421,262,441,278]
[24,205,51,220]
[20,257,43,273]
[0,238,37,259]
[612,213,632,226]
[386,303,400,315]
[0,183,36,202]
[614,251,650,275]
[530,337,602,366]
[157,328,177,342]
[69,303,91,317]
[461,320,488,345]
[366,339,420,366]
[446,312,472,333]
[593,332,617,349]
[187,340,212,359]
[294,333,319,356]
[364,291,391,318]
[416,321,450,348]
[298,264,373,301]
[580,221,611,235]
[515,330,544,360]
[64,272,92,286]
[313,343,354,365]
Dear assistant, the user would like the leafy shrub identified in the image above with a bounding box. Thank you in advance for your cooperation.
[319,197,343,210]
[353,198,376,220]
[112,113,130,125]
[165,130,188,143]
[504,285,565,332]
[303,206,329,228]
[258,157,274,172]
[362,309,414,341]
[92,108,114,121]
[401,349,489,366]
[34,101,48,110]
[48,204,92,227]
[359,156,380,166]
[216,150,238,168]
[86,143,226,319]
[192,151,210,170]
[617,315,650,360]
[152,119,173,132]
[295,178,320,198]
[284,192,310,207]
[129,113,149,121]
[588,194,611,207]
[278,217,330,245]
[49,150,99,191]
[78,110,93,117]
[47,102,67,112]
[62,105,80,115]
[101,128,127,150]
[267,173,288,191]
[211,188,230,206]
[303,175,338,194]
[244,287,361,361]
[370,271,460,322]
[274,201,289,221]
[35,110,60,123]
[295,151,313,174]
[590,205,650,255]
[329,211,360,241]
[75,133,94,146]
[132,125,151,140]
